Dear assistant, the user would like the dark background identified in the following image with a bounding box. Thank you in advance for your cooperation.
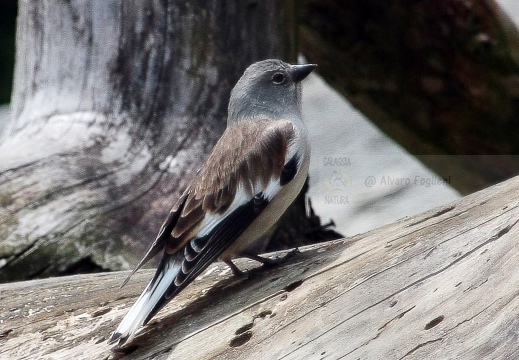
[0,0,17,104]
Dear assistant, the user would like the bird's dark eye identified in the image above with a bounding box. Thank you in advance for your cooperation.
[272,73,286,84]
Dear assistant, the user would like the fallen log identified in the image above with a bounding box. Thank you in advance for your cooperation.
[2,174,519,359]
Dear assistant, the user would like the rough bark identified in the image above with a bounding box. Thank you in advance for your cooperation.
[300,0,519,194]
[0,0,311,283]
[1,174,519,359]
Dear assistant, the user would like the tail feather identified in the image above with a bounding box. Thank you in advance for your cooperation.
[108,253,182,346]
[109,193,271,346]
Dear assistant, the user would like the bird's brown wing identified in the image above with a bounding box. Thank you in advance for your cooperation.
[122,119,298,286]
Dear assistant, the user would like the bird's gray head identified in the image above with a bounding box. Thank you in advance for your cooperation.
[228,59,317,123]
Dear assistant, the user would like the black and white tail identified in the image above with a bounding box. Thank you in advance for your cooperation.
[108,253,183,346]
[108,192,272,346]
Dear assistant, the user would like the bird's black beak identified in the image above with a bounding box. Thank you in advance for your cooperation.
[291,64,317,83]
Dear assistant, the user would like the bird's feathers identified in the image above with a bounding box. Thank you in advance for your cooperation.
[111,119,300,344]
[109,186,271,345]
[120,193,188,287]
[170,119,295,250]
[122,119,296,286]
[110,59,315,347]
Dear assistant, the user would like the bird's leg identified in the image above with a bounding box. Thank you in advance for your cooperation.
[244,247,300,269]
[224,248,301,278]
[223,260,246,277]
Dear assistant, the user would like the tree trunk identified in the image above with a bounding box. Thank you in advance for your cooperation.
[1,174,519,359]
[300,0,519,194]
[0,0,309,282]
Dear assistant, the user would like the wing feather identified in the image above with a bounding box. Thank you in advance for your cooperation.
[124,119,297,286]
[166,119,295,253]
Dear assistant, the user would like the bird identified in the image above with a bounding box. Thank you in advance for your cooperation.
[108,59,316,346]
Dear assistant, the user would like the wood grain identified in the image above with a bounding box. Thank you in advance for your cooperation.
[0,0,302,282]
[2,175,519,359]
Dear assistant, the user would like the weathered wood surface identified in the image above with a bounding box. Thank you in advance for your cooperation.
[2,175,519,359]
[0,0,321,283]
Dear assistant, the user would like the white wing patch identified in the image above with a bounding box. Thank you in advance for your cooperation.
[263,180,282,201]
[193,175,284,240]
